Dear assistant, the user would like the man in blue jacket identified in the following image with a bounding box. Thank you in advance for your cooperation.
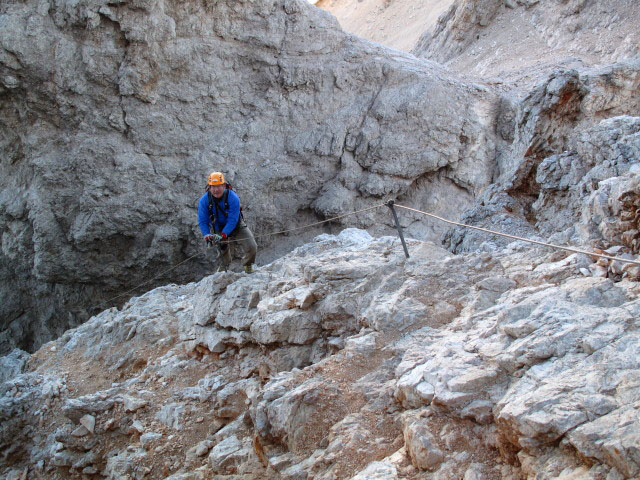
[198,172,257,273]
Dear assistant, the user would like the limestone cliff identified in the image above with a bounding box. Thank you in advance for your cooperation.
[2,0,638,355]
[1,1,639,478]
[1,0,501,353]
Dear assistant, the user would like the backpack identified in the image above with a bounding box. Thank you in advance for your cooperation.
[206,184,244,228]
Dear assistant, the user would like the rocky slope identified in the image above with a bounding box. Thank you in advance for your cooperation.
[1,1,640,478]
[315,0,454,53]
[411,0,640,85]
[320,0,639,86]
[2,224,639,479]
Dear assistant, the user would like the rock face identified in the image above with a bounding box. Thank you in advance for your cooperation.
[443,66,640,257]
[1,228,639,479]
[2,0,639,356]
[412,0,640,82]
[0,0,501,354]
[1,1,639,477]
[315,0,455,53]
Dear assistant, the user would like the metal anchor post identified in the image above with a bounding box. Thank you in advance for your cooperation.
[386,200,410,258]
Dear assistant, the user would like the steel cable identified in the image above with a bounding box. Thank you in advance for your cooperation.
[395,204,640,266]
[96,201,638,311]
[97,203,386,308]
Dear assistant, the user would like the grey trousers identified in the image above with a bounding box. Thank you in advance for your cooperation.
[219,220,257,268]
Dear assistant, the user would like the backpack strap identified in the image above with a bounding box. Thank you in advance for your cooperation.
[225,184,245,220]
[207,191,215,225]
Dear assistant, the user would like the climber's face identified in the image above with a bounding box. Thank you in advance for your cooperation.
[209,184,225,198]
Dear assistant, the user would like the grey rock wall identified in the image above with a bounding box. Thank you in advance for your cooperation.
[444,60,640,255]
[412,0,640,81]
[0,0,501,353]
[412,0,504,63]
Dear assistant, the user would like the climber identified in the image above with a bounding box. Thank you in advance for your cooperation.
[198,172,257,273]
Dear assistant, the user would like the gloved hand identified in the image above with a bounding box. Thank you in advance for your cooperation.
[205,234,224,245]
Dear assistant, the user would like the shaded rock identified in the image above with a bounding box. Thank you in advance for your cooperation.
[213,378,260,420]
[194,440,213,457]
[568,405,640,478]
[395,368,434,409]
[0,350,30,384]
[122,395,148,413]
[79,414,96,434]
[54,425,98,451]
[461,400,495,425]
[254,375,339,451]
[71,425,90,438]
[50,449,97,469]
[62,390,118,423]
[130,420,145,434]
[463,462,488,480]
[208,434,261,475]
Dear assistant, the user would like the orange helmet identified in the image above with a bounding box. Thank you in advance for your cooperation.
[208,172,225,186]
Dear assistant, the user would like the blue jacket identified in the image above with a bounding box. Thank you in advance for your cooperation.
[198,188,241,238]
